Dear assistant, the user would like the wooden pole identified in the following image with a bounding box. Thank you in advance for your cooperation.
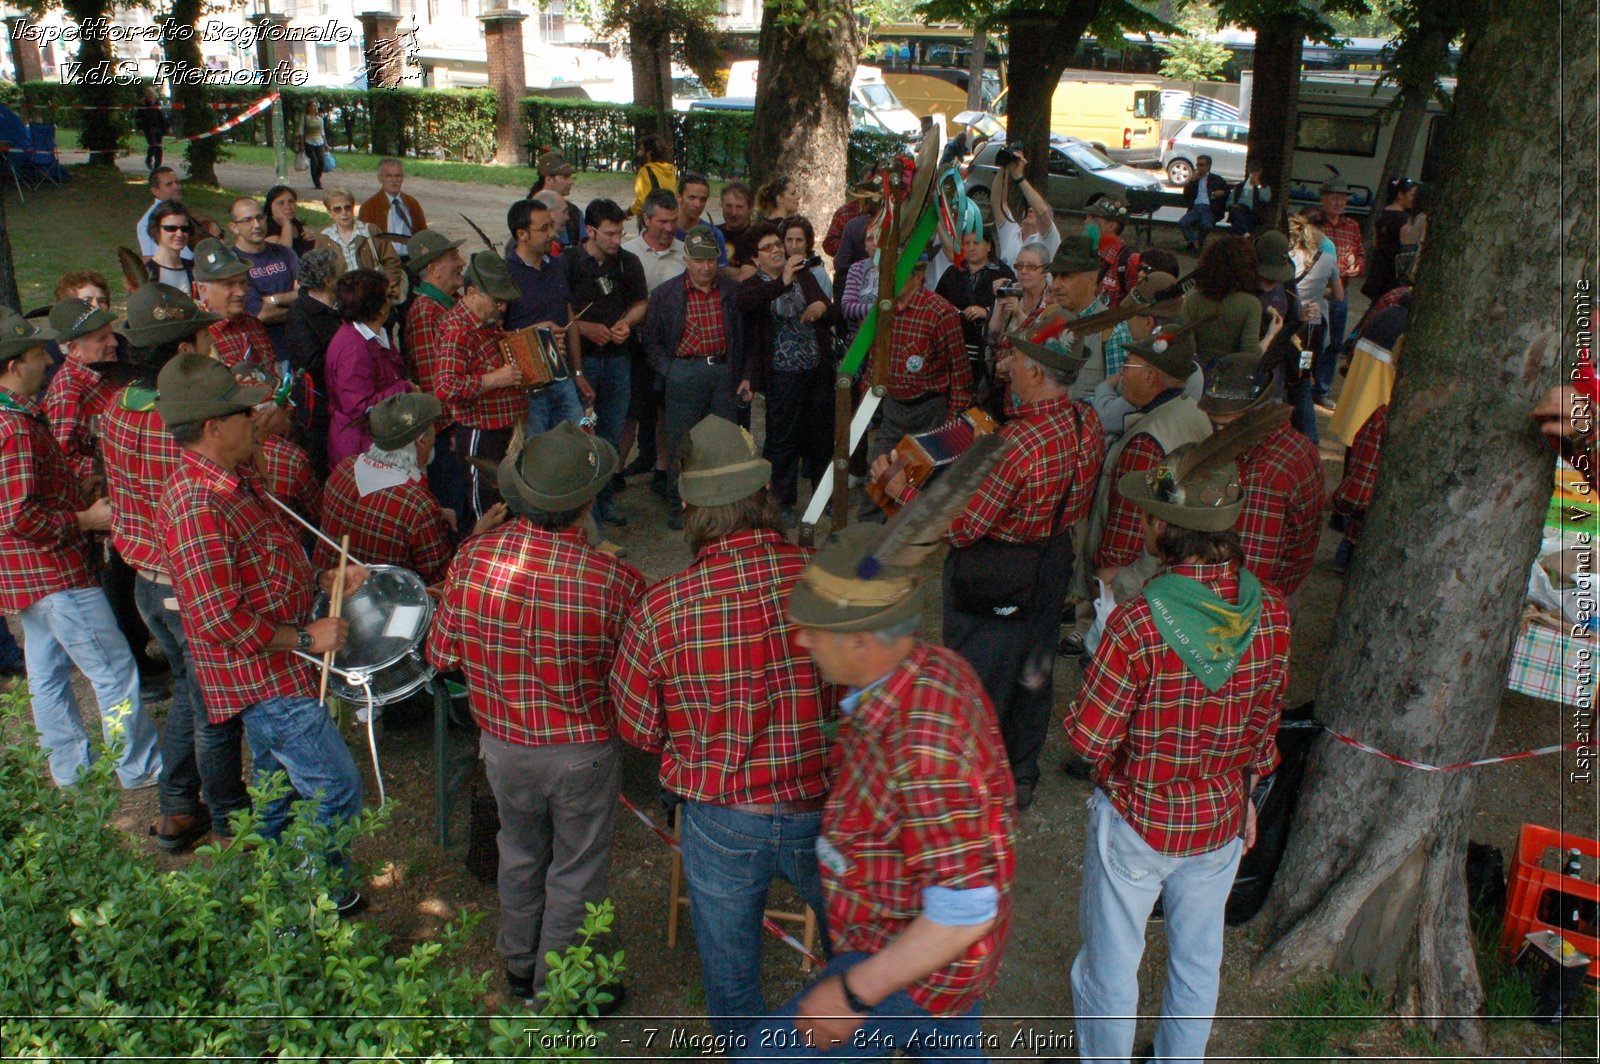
[319,534,351,704]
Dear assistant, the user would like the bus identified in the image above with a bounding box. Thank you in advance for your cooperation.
[864,22,1007,119]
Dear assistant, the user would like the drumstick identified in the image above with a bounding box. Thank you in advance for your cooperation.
[319,534,351,704]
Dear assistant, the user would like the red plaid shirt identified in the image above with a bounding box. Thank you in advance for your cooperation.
[42,358,117,482]
[316,455,455,585]
[1236,422,1324,595]
[0,391,96,614]
[676,277,729,358]
[1331,404,1387,542]
[254,434,320,525]
[1094,432,1166,570]
[822,197,872,257]
[209,316,273,371]
[428,522,645,747]
[823,642,1014,1016]
[101,388,184,574]
[1066,562,1290,856]
[1369,286,1409,319]
[1096,232,1127,302]
[611,530,834,805]
[1325,214,1366,280]
[405,290,455,427]
[935,396,1104,547]
[432,301,525,430]
[882,288,971,409]
[161,451,319,720]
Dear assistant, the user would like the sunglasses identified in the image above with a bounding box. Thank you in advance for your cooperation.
[160,224,193,233]
[756,241,782,252]
[329,204,353,212]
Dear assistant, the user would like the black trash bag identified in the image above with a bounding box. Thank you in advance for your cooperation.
[1465,840,1507,923]
[1226,701,1319,926]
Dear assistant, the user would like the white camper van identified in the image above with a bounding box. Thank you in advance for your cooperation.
[723,60,922,136]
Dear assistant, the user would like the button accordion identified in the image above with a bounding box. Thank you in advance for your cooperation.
[867,406,1000,517]
[498,324,570,390]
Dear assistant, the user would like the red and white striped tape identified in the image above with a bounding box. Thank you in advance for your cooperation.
[1281,719,1583,772]
[615,792,825,967]
[171,92,279,141]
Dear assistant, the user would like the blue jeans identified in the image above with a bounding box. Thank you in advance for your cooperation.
[524,377,585,439]
[1178,205,1215,249]
[734,951,987,1062]
[239,695,363,880]
[135,575,248,825]
[681,801,830,1038]
[584,355,631,516]
[17,586,162,788]
[1070,788,1242,1064]
[1313,296,1349,402]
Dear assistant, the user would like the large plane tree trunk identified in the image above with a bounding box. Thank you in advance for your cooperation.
[1254,1,1597,1050]
[60,0,118,167]
[749,0,859,228]
[629,4,674,141]
[1244,12,1304,229]
[164,0,217,185]
[1004,3,1100,190]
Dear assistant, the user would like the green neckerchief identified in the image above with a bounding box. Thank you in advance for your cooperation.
[414,282,456,310]
[121,384,159,412]
[0,386,43,420]
[1143,568,1263,692]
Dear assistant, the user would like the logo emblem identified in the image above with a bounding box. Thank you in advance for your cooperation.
[906,354,924,373]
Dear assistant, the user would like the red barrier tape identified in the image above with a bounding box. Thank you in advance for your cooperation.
[1279,719,1582,772]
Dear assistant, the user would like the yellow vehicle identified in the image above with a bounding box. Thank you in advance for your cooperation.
[1049,75,1164,166]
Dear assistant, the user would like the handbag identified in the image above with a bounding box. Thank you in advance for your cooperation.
[322,146,337,171]
[947,445,1077,616]
[293,148,308,172]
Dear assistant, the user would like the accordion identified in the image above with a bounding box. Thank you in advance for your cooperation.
[498,324,570,390]
[867,406,999,517]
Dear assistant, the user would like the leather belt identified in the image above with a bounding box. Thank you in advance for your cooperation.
[723,797,826,816]
[136,570,173,586]
[678,353,726,365]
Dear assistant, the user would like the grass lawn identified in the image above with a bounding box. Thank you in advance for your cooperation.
[222,142,539,190]
[4,165,329,310]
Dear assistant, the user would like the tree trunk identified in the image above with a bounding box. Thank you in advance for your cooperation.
[1364,22,1452,245]
[1254,2,1597,1051]
[0,189,21,311]
[164,0,217,186]
[629,7,673,140]
[60,0,118,167]
[1245,14,1303,230]
[965,30,987,111]
[749,1,859,229]
[1004,3,1101,190]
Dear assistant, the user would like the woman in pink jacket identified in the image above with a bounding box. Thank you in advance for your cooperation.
[324,269,411,466]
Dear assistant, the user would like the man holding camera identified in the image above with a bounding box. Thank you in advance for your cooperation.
[991,147,1061,269]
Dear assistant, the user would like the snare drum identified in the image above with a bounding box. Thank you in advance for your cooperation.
[312,565,435,706]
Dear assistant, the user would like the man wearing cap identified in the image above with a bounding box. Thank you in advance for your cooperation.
[157,352,368,906]
[42,296,120,487]
[400,229,468,518]
[1200,354,1323,600]
[612,414,834,1034]
[428,422,644,1003]
[1064,437,1290,1064]
[1315,174,1365,411]
[432,250,529,521]
[102,285,251,849]
[193,238,273,372]
[1088,200,1136,304]
[0,308,163,792]
[859,255,970,521]
[317,393,507,585]
[531,150,586,249]
[1089,273,1204,446]
[1034,236,1111,403]
[735,528,1014,1059]
[1063,320,1213,656]
[878,334,1104,811]
[359,158,426,260]
[643,223,744,529]
[1178,155,1230,253]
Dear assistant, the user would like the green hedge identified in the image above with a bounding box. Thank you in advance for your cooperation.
[522,96,913,181]
[209,85,498,163]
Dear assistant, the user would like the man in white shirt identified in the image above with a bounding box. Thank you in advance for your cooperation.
[622,189,685,293]
[989,148,1061,270]
[137,167,187,259]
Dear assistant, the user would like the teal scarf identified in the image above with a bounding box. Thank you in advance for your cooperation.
[1143,569,1263,691]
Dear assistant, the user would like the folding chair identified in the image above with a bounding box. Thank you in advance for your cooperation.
[0,142,23,203]
[18,123,66,191]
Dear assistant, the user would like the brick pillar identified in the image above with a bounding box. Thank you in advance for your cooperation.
[479,10,529,167]
[358,11,404,89]
[6,18,44,84]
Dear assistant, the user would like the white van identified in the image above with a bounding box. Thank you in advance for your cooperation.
[723,60,921,136]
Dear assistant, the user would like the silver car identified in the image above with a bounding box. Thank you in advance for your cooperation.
[1160,120,1250,186]
[963,136,1167,217]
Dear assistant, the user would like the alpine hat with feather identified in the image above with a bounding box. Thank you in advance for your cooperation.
[1119,405,1291,532]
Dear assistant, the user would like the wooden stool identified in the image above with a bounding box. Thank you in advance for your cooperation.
[666,806,820,973]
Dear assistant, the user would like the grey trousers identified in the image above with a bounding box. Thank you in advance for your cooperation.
[867,393,949,464]
[480,733,621,985]
[663,357,736,467]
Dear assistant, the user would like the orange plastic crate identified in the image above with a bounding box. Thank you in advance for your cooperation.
[1501,823,1600,979]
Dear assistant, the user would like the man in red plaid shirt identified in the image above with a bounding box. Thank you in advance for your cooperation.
[0,307,163,792]
[1200,352,1324,599]
[157,352,368,910]
[736,528,1014,1061]
[429,422,643,1004]
[1330,403,1388,572]
[612,415,834,1036]
[1064,442,1290,1064]
[401,230,468,517]
[193,239,272,372]
[42,295,120,484]
[876,334,1104,811]
[1312,175,1365,410]
[431,251,527,522]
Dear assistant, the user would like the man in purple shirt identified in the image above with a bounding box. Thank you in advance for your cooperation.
[227,196,298,361]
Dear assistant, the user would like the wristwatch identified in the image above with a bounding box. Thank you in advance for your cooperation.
[295,625,313,652]
[838,971,872,1013]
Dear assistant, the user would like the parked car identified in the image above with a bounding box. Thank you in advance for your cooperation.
[962,135,1168,217]
[688,96,900,135]
[1161,119,1250,186]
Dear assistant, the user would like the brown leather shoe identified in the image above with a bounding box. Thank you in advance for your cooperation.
[149,809,212,853]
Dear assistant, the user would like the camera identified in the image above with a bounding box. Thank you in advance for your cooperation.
[801,254,823,270]
[995,284,1022,299]
[994,147,1018,167]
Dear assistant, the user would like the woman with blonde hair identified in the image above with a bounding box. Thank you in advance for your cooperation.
[315,187,408,304]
